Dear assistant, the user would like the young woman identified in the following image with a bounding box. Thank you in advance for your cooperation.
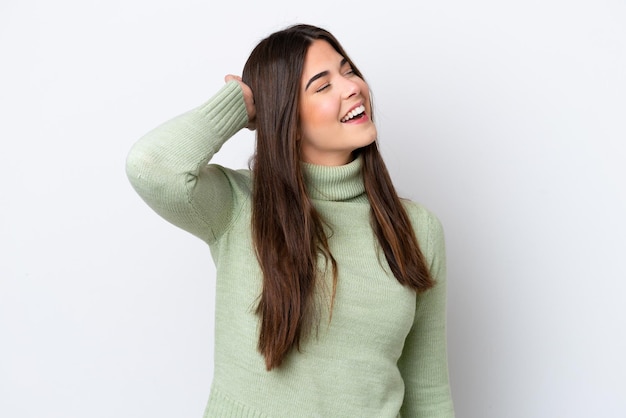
[127,24,454,418]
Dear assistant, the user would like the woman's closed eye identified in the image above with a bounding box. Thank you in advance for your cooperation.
[316,83,331,93]
[316,71,355,93]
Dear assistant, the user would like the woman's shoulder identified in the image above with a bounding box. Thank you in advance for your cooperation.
[402,199,445,255]
[402,199,443,229]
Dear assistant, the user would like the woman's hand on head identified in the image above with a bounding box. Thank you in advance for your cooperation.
[224,74,256,131]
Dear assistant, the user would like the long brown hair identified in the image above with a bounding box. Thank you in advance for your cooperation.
[242,24,434,371]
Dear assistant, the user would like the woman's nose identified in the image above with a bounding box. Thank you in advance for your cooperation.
[342,78,360,99]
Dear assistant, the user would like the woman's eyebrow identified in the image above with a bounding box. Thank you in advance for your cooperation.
[305,71,328,91]
[304,58,349,91]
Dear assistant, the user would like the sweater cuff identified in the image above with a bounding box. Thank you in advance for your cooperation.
[197,80,250,140]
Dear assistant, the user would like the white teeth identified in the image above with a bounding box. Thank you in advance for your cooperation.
[341,105,365,122]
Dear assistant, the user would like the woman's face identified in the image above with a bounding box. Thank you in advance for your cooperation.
[298,40,377,166]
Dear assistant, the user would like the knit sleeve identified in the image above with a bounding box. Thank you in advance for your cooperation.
[398,210,455,417]
[125,81,250,243]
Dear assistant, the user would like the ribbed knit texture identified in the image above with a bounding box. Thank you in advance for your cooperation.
[126,81,455,418]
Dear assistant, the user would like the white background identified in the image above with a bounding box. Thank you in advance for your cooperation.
[1,1,625,417]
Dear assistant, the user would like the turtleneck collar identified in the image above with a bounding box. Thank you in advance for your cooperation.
[302,155,367,202]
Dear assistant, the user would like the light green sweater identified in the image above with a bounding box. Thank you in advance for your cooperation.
[126,81,454,418]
